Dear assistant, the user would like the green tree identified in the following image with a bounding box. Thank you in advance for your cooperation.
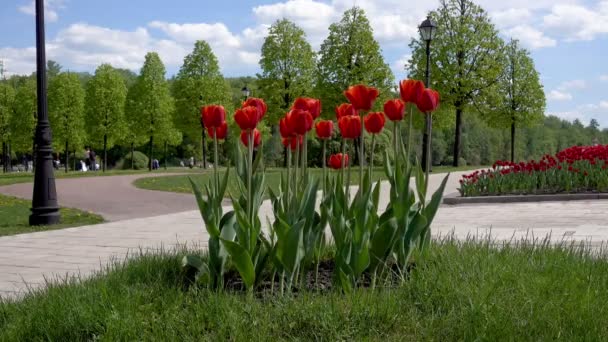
[173,41,233,167]
[125,52,181,170]
[10,79,37,154]
[258,19,315,123]
[316,7,395,116]
[46,60,62,80]
[484,39,545,162]
[48,72,86,172]
[409,0,505,166]
[85,64,127,171]
[0,83,15,172]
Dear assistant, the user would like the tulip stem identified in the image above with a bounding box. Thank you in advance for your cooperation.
[302,134,308,182]
[287,148,292,208]
[370,134,376,174]
[295,136,300,196]
[347,141,352,205]
[359,111,365,193]
[213,130,219,194]
[322,139,327,195]
[341,140,347,207]
[407,107,414,168]
[393,121,398,162]
[247,131,253,226]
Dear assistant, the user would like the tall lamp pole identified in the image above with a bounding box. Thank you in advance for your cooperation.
[419,15,437,174]
[30,0,60,225]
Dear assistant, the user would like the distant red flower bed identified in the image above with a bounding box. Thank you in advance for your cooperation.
[459,145,608,197]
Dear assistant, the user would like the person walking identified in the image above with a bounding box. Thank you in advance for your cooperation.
[89,149,97,171]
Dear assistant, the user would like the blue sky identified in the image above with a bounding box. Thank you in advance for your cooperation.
[2,0,608,127]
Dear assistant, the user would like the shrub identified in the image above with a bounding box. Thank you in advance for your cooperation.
[117,151,149,170]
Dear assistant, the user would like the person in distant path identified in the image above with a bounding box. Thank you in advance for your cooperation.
[21,154,28,172]
[89,149,97,171]
[84,148,90,169]
[80,160,88,172]
[189,156,195,169]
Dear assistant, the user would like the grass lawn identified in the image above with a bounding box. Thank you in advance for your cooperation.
[134,165,481,195]
[0,194,104,237]
[0,167,198,187]
[1,238,606,340]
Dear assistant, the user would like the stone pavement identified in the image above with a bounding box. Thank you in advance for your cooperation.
[1,170,608,299]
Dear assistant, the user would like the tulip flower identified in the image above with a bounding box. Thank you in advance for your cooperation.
[399,79,425,104]
[207,122,227,140]
[344,84,379,112]
[364,112,385,134]
[293,97,321,119]
[279,115,293,138]
[335,103,356,119]
[240,128,261,147]
[315,120,333,139]
[338,115,361,139]
[201,105,226,128]
[288,109,314,135]
[235,106,260,130]
[383,99,405,122]
[416,88,440,113]
[328,153,349,170]
[243,97,268,118]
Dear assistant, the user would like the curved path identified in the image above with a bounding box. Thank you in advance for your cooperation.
[0,173,203,221]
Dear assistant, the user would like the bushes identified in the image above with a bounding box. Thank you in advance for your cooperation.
[116,151,149,170]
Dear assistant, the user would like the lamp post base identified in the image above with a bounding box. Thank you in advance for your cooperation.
[29,206,60,226]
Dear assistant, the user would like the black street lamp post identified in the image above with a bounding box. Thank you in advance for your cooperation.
[30,0,60,225]
[199,95,207,169]
[419,15,437,174]
[241,86,250,100]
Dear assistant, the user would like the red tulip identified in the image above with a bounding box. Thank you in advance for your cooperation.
[279,115,293,138]
[234,106,260,130]
[364,112,385,134]
[335,103,356,119]
[315,120,333,139]
[383,99,405,122]
[288,109,313,135]
[201,105,226,128]
[416,88,440,113]
[344,84,379,111]
[243,97,268,118]
[328,153,349,169]
[240,128,261,147]
[338,115,362,139]
[207,122,227,140]
[399,79,425,104]
[282,135,303,151]
[293,97,321,119]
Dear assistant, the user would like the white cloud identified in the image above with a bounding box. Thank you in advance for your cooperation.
[547,111,586,122]
[600,101,608,110]
[543,2,608,41]
[504,25,556,49]
[392,54,411,73]
[492,8,532,29]
[600,75,608,82]
[547,90,573,101]
[559,79,587,90]
[18,0,64,23]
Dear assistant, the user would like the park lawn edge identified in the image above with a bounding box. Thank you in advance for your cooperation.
[1,236,607,340]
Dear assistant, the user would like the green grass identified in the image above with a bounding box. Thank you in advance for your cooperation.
[1,238,606,340]
[0,167,197,187]
[134,165,480,195]
[0,194,104,237]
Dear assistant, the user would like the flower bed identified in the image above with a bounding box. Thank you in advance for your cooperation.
[184,80,447,294]
[459,145,608,197]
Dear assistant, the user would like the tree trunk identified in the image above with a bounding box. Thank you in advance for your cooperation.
[453,107,463,167]
[7,142,11,172]
[73,150,76,171]
[422,114,432,172]
[510,120,516,163]
[64,140,69,173]
[148,135,154,171]
[164,141,168,170]
[2,141,6,173]
[283,146,288,168]
[130,142,134,170]
[103,134,107,172]
[201,129,207,169]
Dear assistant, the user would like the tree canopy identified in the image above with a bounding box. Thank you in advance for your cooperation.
[48,72,87,155]
[9,79,37,152]
[408,0,505,166]
[258,19,315,124]
[0,83,14,144]
[316,7,395,117]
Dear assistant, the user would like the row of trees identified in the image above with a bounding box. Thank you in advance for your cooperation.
[0,1,598,171]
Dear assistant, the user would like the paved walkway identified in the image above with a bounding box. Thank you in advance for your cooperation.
[1,170,608,299]
[0,173,201,221]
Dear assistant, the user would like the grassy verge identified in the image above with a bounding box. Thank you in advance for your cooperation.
[0,194,104,237]
[0,167,198,187]
[134,165,481,195]
[1,238,606,340]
